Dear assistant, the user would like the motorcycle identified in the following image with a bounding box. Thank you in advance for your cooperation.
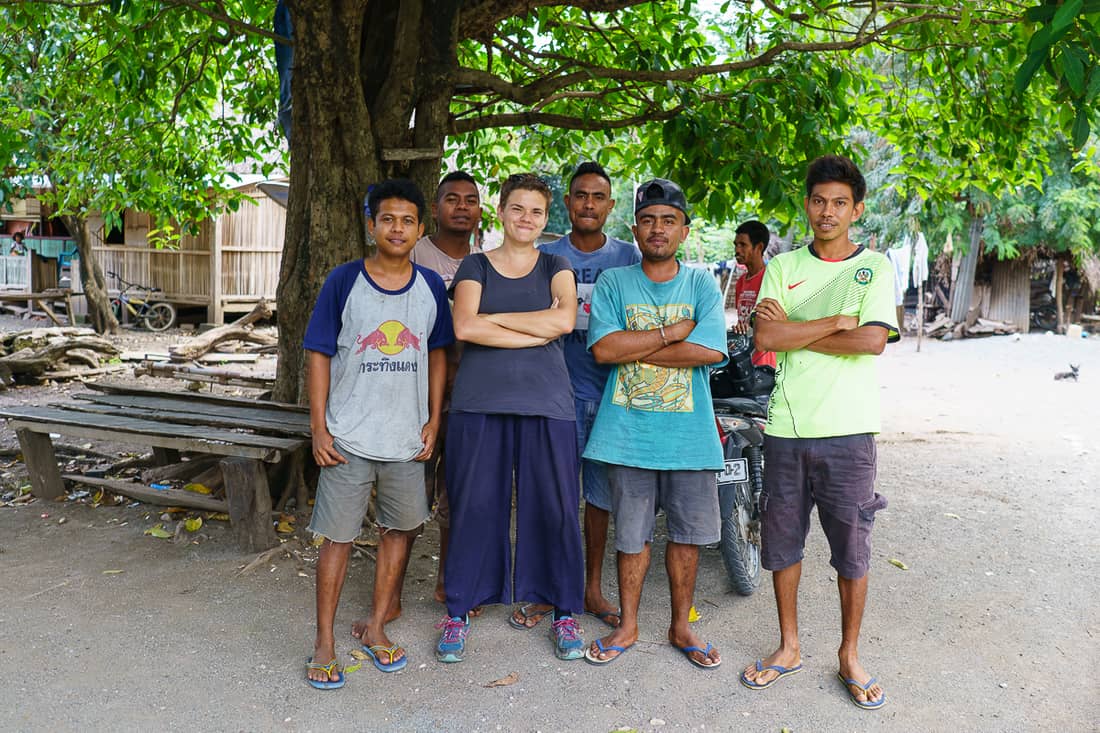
[709,332,774,595]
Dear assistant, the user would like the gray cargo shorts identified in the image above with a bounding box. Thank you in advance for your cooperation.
[308,453,429,543]
[760,433,888,579]
[607,465,720,554]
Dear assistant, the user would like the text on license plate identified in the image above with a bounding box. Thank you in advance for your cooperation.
[717,458,748,485]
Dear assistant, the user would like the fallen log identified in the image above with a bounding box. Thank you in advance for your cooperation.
[168,300,274,362]
[141,454,222,483]
[134,361,274,389]
[61,474,229,512]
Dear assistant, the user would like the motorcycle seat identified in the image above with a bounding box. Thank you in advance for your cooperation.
[713,397,766,418]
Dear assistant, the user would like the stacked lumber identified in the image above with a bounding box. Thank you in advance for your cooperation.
[924,310,1019,340]
[0,327,122,386]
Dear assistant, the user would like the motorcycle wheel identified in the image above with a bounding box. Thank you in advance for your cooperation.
[720,494,761,596]
[143,302,176,332]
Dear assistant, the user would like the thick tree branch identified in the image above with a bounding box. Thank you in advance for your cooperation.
[459,0,650,40]
[451,103,685,133]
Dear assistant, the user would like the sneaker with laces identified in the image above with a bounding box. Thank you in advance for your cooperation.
[550,615,585,660]
[435,615,470,663]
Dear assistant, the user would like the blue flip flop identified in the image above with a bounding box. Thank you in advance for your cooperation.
[678,642,721,669]
[584,638,634,665]
[837,672,887,710]
[306,658,345,690]
[363,644,408,673]
[739,659,803,689]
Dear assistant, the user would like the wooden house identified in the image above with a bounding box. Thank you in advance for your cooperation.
[5,176,287,324]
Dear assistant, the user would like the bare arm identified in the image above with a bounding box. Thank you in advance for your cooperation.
[753,297,858,353]
[591,318,696,365]
[415,347,447,461]
[306,350,347,466]
[645,341,726,368]
[482,270,577,338]
[452,279,551,348]
[805,325,889,356]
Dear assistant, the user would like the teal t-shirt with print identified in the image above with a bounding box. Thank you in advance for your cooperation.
[583,264,728,471]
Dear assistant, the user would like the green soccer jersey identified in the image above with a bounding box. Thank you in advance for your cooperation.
[757,244,899,438]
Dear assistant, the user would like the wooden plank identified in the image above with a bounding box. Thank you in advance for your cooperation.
[221,458,277,552]
[82,382,307,413]
[381,147,442,161]
[60,474,228,512]
[2,409,304,461]
[16,428,66,499]
[71,393,310,428]
[62,400,311,438]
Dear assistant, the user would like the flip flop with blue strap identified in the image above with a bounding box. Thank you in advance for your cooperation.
[677,641,721,669]
[583,638,634,665]
[739,659,803,689]
[363,644,408,673]
[837,672,887,710]
[306,658,345,690]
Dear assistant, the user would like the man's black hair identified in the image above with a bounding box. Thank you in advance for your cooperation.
[568,161,611,192]
[367,178,426,222]
[805,155,866,204]
[436,171,478,202]
[735,220,769,249]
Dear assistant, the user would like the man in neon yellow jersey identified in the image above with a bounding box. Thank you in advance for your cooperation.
[740,155,898,711]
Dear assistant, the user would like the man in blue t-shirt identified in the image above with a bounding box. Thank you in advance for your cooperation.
[582,179,728,670]
[302,179,453,688]
[507,162,640,632]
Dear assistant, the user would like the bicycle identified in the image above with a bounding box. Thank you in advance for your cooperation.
[107,271,177,331]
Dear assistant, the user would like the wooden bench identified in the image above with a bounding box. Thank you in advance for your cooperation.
[0,384,311,552]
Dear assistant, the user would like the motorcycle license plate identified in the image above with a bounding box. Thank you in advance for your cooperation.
[717,458,748,485]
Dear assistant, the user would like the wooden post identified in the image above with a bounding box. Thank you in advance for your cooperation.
[917,281,924,352]
[211,215,224,325]
[16,428,66,499]
[152,447,182,465]
[221,457,278,552]
[1055,258,1065,334]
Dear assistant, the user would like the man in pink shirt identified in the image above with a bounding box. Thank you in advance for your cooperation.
[733,220,777,369]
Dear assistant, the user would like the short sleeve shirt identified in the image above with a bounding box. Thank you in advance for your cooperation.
[538,234,641,401]
[734,268,777,368]
[449,251,575,420]
[582,264,729,471]
[410,235,481,287]
[303,260,454,461]
[757,244,899,439]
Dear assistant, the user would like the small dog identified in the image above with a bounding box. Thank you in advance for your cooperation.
[1054,364,1080,381]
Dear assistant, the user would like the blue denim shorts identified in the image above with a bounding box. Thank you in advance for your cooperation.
[576,398,611,510]
[760,433,887,579]
[308,453,429,542]
[606,465,720,553]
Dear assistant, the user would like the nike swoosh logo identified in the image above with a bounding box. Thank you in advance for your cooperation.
[788,280,807,290]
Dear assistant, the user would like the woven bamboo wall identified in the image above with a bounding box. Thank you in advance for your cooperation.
[218,184,285,302]
[87,213,214,304]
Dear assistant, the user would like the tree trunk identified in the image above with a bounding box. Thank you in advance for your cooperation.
[274,0,459,403]
[62,214,119,335]
[949,209,984,323]
[987,256,1031,333]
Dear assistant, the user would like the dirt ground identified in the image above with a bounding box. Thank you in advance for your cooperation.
[0,319,1097,732]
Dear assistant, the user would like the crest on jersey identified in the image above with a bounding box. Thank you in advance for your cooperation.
[854,267,873,285]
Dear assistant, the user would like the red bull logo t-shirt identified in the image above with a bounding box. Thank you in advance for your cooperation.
[304,260,454,461]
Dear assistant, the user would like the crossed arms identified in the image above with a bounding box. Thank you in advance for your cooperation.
[591,317,724,367]
[452,269,577,348]
[753,298,888,355]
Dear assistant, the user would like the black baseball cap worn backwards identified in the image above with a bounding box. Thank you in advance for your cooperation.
[634,178,691,224]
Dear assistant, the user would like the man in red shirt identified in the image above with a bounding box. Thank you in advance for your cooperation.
[733,220,776,368]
